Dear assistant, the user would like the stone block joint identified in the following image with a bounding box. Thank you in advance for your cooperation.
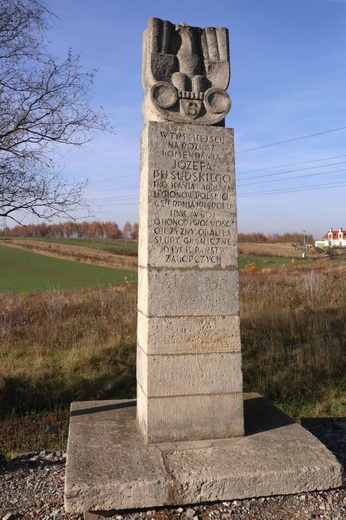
[138,17,243,444]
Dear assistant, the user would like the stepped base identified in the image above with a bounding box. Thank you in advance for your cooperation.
[65,394,344,517]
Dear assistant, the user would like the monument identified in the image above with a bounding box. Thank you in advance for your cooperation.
[137,17,243,443]
[65,18,344,518]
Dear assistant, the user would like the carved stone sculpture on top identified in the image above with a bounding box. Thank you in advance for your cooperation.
[142,18,231,126]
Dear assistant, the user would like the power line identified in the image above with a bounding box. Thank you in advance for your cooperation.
[237,153,346,175]
[86,186,138,194]
[236,126,346,154]
[81,128,346,187]
[237,162,346,184]
[96,202,138,207]
[89,168,346,203]
[238,167,346,187]
[80,132,346,185]
[238,179,346,197]
[90,196,138,203]
[88,173,137,184]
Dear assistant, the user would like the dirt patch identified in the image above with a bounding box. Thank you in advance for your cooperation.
[1,239,138,271]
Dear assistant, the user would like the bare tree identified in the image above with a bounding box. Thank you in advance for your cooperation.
[132,222,139,240]
[0,0,111,223]
[122,221,133,239]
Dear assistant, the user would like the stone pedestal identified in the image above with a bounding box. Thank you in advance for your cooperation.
[64,395,345,515]
[137,121,243,443]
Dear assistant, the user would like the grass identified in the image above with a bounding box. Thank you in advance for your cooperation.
[0,249,345,455]
[0,244,137,292]
[4,238,305,268]
[0,283,137,454]
[240,263,346,418]
[18,237,138,256]
[239,254,305,269]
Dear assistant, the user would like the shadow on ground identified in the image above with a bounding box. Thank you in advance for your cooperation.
[301,417,346,475]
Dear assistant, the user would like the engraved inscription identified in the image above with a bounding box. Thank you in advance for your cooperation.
[148,124,237,268]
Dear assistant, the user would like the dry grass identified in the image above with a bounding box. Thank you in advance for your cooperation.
[0,256,345,453]
[0,283,137,420]
[0,282,138,453]
[240,262,346,418]
[239,242,322,259]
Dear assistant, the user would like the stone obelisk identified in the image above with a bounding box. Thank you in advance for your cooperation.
[137,17,244,443]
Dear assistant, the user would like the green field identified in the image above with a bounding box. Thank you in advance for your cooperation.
[6,238,311,269]
[23,237,138,255]
[0,244,137,292]
[238,254,305,269]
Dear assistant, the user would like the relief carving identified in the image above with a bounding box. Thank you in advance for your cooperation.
[142,18,231,125]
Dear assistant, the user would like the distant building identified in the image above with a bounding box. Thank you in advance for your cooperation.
[315,228,346,248]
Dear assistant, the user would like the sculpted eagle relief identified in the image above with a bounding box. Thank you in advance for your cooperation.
[142,17,231,125]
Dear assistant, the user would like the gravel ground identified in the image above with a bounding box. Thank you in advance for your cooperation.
[0,419,345,520]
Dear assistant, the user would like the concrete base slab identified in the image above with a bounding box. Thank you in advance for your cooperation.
[64,394,345,515]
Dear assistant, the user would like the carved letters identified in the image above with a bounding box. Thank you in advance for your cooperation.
[146,123,237,269]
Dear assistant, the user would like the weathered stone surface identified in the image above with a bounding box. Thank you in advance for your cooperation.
[65,395,345,514]
[137,119,241,442]
[137,20,241,445]
[136,383,148,437]
[64,400,171,512]
[137,313,241,355]
[137,347,242,397]
[136,386,244,443]
[142,18,231,125]
[138,267,239,317]
[139,121,237,270]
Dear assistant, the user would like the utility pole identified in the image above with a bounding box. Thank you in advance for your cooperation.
[302,229,306,258]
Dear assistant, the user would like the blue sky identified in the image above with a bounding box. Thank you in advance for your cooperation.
[45,0,346,239]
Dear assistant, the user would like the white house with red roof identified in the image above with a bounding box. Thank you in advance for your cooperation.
[315,228,346,248]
